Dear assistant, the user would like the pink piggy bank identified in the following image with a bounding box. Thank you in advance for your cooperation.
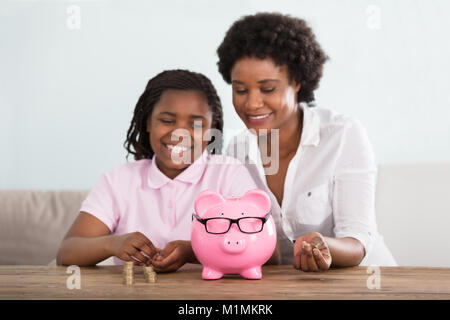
[191,189,276,280]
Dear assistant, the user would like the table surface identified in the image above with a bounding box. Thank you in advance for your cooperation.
[1,264,449,300]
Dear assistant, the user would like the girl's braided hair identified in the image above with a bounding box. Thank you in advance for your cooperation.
[124,69,223,161]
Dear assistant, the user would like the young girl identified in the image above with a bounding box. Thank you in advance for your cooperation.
[56,69,271,272]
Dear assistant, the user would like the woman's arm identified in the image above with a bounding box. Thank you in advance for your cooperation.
[56,212,115,266]
[323,236,365,267]
[293,232,365,271]
[328,119,377,268]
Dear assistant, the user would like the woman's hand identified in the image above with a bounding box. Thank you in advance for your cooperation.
[151,240,196,273]
[109,232,160,266]
[293,232,332,272]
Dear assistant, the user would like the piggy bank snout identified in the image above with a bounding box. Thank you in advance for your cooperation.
[222,235,246,254]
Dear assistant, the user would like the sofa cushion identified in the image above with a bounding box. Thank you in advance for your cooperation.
[0,190,88,265]
[375,162,450,267]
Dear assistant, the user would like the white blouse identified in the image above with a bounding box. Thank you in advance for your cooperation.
[226,103,397,266]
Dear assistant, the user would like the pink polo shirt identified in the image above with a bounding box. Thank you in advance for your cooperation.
[79,151,257,265]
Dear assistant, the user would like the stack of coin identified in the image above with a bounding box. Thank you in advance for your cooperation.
[143,265,157,283]
[123,261,134,285]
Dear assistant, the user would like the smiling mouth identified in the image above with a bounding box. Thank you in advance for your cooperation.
[164,144,192,154]
[246,113,273,122]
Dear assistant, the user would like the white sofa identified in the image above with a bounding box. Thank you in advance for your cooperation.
[1,162,449,267]
[375,162,450,267]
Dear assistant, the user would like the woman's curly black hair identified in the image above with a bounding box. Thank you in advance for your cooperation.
[124,69,223,161]
[217,12,328,104]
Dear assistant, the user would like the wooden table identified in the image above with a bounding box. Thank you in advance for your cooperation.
[1,264,449,300]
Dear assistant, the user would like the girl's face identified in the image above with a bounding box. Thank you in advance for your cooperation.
[230,56,301,134]
[147,89,213,179]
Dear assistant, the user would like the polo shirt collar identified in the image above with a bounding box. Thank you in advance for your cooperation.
[147,149,209,189]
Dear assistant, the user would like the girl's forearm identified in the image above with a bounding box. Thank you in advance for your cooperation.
[56,235,115,266]
[323,236,365,267]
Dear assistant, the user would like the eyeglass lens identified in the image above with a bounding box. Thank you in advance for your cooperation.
[206,217,263,234]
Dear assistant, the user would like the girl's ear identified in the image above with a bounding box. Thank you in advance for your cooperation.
[241,189,271,217]
[195,190,225,218]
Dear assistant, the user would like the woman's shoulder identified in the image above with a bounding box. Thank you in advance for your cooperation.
[314,106,360,128]
[312,106,367,137]
[313,106,374,163]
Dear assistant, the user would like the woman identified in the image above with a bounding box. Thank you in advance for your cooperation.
[217,12,397,271]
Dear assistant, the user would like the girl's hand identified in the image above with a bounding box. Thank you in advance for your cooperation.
[110,232,160,266]
[293,232,332,272]
[151,240,195,273]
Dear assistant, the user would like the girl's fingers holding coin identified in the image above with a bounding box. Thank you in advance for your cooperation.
[120,252,134,263]
[128,248,147,264]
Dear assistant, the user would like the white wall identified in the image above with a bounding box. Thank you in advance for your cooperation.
[1,0,449,190]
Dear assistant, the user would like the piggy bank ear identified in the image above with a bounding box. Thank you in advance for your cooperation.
[194,190,225,218]
[241,189,271,216]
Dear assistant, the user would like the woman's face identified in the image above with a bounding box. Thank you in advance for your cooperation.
[230,56,301,133]
[147,89,213,179]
